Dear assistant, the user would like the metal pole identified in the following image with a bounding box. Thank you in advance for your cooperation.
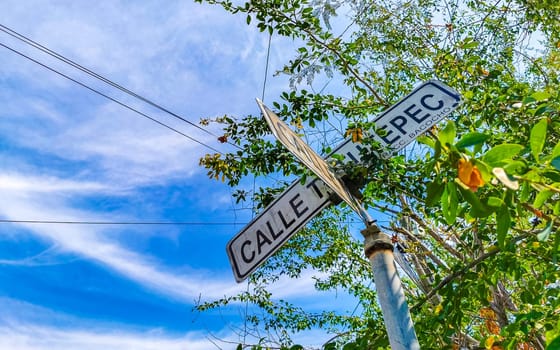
[361,224,420,350]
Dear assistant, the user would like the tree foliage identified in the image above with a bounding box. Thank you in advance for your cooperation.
[196,0,560,348]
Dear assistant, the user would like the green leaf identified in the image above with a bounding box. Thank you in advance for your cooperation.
[530,118,548,161]
[455,132,490,149]
[552,156,560,171]
[438,121,456,148]
[456,183,495,218]
[246,15,251,24]
[461,37,479,49]
[496,205,510,248]
[548,335,560,350]
[482,144,524,167]
[552,142,560,159]
[487,196,504,208]
[441,182,458,224]
[342,343,358,350]
[554,227,560,263]
[531,90,551,101]
[417,135,435,149]
[537,221,553,242]
[503,160,528,175]
[534,190,554,209]
[426,180,445,207]
[534,103,553,116]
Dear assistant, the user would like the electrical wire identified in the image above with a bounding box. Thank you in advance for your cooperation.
[0,42,223,154]
[0,219,247,226]
[0,24,238,147]
[260,33,272,102]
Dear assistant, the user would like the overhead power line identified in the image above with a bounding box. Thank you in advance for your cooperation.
[0,23,242,151]
[0,42,223,154]
[0,219,247,226]
[0,24,209,136]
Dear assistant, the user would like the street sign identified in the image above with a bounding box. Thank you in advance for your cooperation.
[227,80,461,282]
[226,139,361,282]
[257,99,365,218]
[369,80,462,158]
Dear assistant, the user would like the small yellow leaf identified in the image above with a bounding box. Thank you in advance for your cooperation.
[345,128,363,143]
[485,336,496,349]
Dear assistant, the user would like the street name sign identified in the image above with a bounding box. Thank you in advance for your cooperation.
[226,141,361,282]
[369,80,462,158]
[227,80,461,282]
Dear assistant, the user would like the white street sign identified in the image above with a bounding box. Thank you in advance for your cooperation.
[227,80,461,282]
[226,139,361,282]
[370,80,462,158]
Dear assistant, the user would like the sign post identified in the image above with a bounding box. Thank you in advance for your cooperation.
[227,80,461,349]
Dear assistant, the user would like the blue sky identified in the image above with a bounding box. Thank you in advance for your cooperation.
[0,1,363,349]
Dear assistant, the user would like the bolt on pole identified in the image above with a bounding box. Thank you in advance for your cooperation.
[361,224,420,350]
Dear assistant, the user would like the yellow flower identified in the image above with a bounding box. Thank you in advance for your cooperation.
[458,158,485,191]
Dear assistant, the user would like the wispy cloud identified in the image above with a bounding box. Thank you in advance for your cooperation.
[0,173,111,194]
[0,297,332,350]
[0,198,335,308]
[0,172,329,303]
[0,186,242,302]
[0,322,234,350]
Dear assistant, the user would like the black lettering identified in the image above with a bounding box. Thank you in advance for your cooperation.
[266,221,284,240]
[241,240,255,263]
[306,178,326,199]
[344,144,363,163]
[345,151,359,163]
[420,94,444,110]
[278,210,296,229]
[404,104,430,123]
[380,127,401,146]
[256,229,272,254]
[289,193,309,218]
[389,116,408,135]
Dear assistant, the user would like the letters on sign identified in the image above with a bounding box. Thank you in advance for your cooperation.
[371,81,461,158]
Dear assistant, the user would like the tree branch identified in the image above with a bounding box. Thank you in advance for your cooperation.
[411,232,532,312]
[411,246,500,312]
[270,9,388,107]
[406,208,464,261]
[390,225,449,271]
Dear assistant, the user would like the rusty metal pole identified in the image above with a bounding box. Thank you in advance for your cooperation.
[361,224,420,350]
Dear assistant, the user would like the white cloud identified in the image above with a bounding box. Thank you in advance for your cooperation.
[0,323,236,350]
[0,172,332,303]
[0,172,327,303]
[0,297,335,350]
[0,297,232,350]
[0,0,299,190]
[0,187,242,302]
[0,310,332,350]
[0,173,111,194]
